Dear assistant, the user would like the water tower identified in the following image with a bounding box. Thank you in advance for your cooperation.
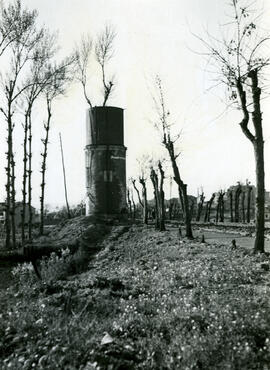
[85,106,127,217]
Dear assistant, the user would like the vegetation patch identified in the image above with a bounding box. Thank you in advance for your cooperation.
[0,225,270,369]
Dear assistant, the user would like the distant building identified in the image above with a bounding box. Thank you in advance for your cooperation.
[0,203,5,224]
[0,202,38,227]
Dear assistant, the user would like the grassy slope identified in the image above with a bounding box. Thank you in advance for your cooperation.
[0,224,270,369]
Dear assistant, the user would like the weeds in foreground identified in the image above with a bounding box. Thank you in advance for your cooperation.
[1,226,270,369]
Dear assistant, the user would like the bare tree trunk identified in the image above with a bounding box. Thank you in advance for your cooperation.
[40,97,52,235]
[131,179,143,208]
[236,70,265,252]
[21,111,29,244]
[204,202,209,222]
[5,156,11,249]
[216,200,220,223]
[228,190,234,223]
[130,191,136,220]
[178,188,184,220]
[216,191,225,223]
[139,178,148,225]
[5,101,13,249]
[11,152,16,247]
[241,191,246,223]
[253,138,265,252]
[59,133,71,219]
[219,191,225,222]
[127,189,132,217]
[150,168,161,230]
[181,183,193,238]
[28,114,33,240]
[196,192,205,221]
[165,141,193,238]
[246,184,252,223]
[158,161,166,231]
[204,193,215,222]
[249,66,265,253]
[234,184,242,223]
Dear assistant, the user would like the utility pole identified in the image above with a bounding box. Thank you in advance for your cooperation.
[59,133,71,219]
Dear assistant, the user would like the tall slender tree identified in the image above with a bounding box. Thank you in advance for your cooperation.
[196,190,205,222]
[0,0,44,248]
[39,59,74,235]
[204,193,215,223]
[59,133,71,219]
[235,183,242,223]
[139,176,148,225]
[228,189,234,223]
[131,179,143,209]
[150,166,166,231]
[152,76,193,238]
[158,161,166,231]
[126,188,132,218]
[20,32,57,243]
[246,180,253,223]
[216,190,225,223]
[199,0,268,252]
[241,190,246,223]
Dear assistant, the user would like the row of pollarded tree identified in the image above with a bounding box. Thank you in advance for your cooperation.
[0,0,75,249]
[196,181,255,224]
[129,0,268,254]
[0,0,116,249]
[128,161,167,232]
[128,178,256,227]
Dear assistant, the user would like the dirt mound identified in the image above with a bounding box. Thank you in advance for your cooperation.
[47,216,94,243]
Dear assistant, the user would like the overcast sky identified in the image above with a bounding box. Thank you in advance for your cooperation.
[0,0,270,209]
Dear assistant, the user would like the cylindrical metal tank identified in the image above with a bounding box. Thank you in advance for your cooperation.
[86,106,124,146]
[85,106,127,217]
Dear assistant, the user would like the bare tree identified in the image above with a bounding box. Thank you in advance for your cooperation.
[139,176,148,225]
[74,34,93,109]
[75,25,116,108]
[126,188,132,217]
[20,31,57,244]
[216,190,225,223]
[150,166,164,231]
[235,183,242,223]
[39,59,74,236]
[246,180,253,223]
[204,193,215,223]
[59,133,71,219]
[0,0,44,248]
[127,179,137,220]
[95,25,115,106]
[228,189,234,223]
[137,155,151,225]
[131,178,143,208]
[158,161,166,231]
[130,188,136,220]
[152,76,193,238]
[199,0,268,252]
[241,190,246,223]
[196,190,205,222]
